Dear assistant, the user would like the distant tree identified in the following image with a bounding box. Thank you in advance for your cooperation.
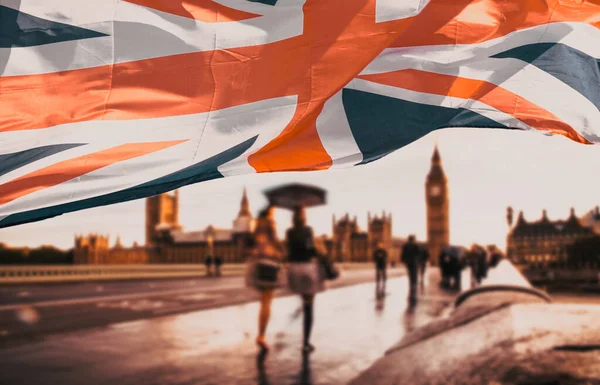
[0,244,26,264]
[0,244,73,265]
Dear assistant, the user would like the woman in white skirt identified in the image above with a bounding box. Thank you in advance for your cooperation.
[246,206,282,352]
[285,206,324,353]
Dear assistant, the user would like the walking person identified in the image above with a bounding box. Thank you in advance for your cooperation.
[401,235,421,304]
[439,247,448,289]
[488,245,503,268]
[373,242,388,298]
[467,244,485,286]
[471,244,489,285]
[214,256,223,277]
[286,206,324,354]
[204,256,213,277]
[478,245,489,281]
[246,205,282,352]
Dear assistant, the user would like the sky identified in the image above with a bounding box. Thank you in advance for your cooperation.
[1,128,600,252]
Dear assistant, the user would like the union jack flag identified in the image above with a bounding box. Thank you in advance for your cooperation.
[1,0,599,228]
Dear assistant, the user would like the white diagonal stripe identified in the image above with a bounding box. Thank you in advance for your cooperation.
[362,22,600,77]
[315,90,363,168]
[0,0,305,76]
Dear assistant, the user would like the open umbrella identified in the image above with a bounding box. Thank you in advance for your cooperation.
[263,183,327,210]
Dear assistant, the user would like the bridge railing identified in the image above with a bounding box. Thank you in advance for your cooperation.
[0,262,377,284]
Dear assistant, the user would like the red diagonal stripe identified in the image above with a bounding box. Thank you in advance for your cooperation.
[124,0,261,22]
[358,69,591,144]
[0,141,185,206]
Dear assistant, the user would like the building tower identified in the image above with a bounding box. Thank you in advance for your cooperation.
[233,188,254,234]
[73,233,110,264]
[425,145,449,265]
[331,213,358,262]
[145,190,181,246]
[367,211,393,259]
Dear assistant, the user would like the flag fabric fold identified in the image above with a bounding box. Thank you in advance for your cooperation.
[1,0,599,228]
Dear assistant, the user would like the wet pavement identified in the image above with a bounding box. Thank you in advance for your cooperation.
[0,269,461,385]
[0,269,404,343]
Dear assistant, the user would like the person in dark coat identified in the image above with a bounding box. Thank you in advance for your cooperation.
[467,245,480,286]
[204,256,213,276]
[439,246,461,290]
[477,245,489,281]
[286,206,324,354]
[401,235,421,303]
[468,244,488,285]
[214,256,223,276]
[439,248,450,289]
[488,245,502,268]
[373,242,388,298]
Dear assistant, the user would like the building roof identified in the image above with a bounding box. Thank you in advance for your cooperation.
[511,208,594,237]
[580,206,600,234]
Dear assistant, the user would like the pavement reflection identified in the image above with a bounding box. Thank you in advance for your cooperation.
[0,270,458,385]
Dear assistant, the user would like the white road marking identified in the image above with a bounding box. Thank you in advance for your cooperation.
[176,293,223,301]
[0,284,238,311]
[97,299,166,311]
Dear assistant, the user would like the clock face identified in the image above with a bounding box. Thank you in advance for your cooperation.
[430,186,441,197]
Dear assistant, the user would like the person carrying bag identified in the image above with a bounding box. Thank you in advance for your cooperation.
[317,252,340,281]
[245,206,283,352]
[286,206,334,353]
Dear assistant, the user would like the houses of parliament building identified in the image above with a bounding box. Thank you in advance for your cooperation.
[74,189,254,264]
[74,146,452,265]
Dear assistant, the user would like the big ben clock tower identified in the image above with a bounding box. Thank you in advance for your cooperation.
[425,145,449,266]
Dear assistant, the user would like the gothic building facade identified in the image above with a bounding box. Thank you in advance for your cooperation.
[74,189,254,264]
[506,207,598,268]
[73,234,110,264]
[329,212,393,263]
[151,189,254,264]
[425,146,450,265]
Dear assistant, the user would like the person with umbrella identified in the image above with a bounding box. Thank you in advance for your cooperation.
[265,183,329,354]
[286,205,323,353]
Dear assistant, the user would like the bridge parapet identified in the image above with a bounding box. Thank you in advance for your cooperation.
[0,262,377,284]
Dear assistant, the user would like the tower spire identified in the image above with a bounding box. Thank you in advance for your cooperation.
[238,187,251,217]
[432,144,441,164]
